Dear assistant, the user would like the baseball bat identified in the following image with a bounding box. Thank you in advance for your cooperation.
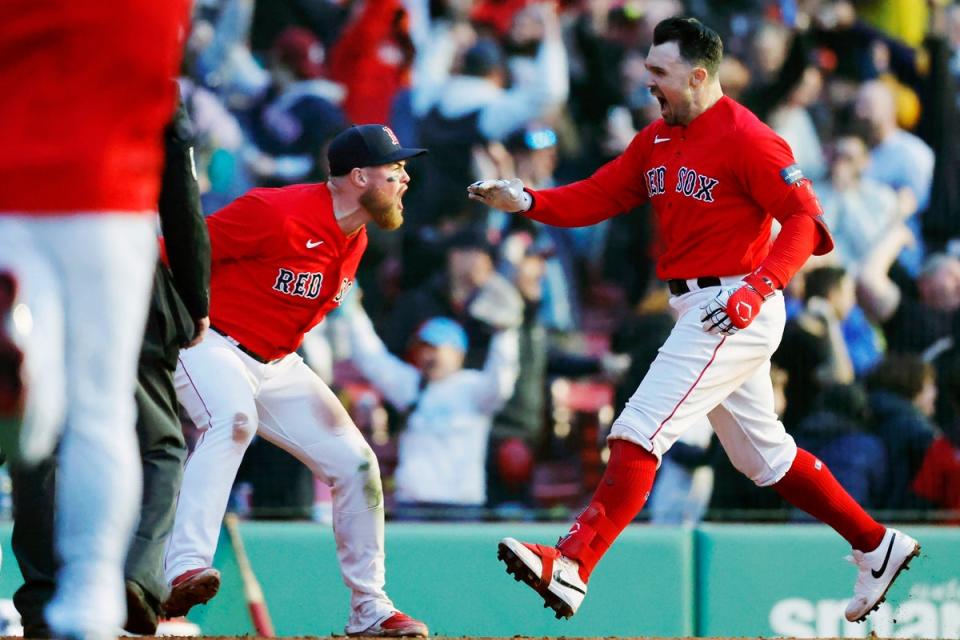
[224,513,276,637]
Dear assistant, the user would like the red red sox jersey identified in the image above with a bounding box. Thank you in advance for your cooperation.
[0,0,189,213]
[206,183,366,360]
[524,96,828,280]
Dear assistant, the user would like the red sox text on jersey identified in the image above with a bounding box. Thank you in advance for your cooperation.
[645,166,720,202]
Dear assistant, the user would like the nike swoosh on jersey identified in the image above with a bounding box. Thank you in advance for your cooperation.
[306,240,324,248]
[654,136,671,144]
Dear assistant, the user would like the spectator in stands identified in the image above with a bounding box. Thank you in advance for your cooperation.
[759,24,827,183]
[859,242,960,355]
[499,126,583,331]
[817,134,910,271]
[794,383,887,510]
[193,0,270,109]
[381,226,523,369]
[774,266,855,430]
[866,354,939,511]
[854,80,934,275]
[647,418,714,525]
[347,302,519,516]
[912,357,960,522]
[408,2,568,223]
[249,27,349,182]
[488,231,630,508]
[328,0,414,126]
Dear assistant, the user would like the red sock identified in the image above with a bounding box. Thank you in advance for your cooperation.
[773,448,885,551]
[556,439,658,581]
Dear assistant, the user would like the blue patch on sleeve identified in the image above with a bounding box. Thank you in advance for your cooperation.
[780,164,804,185]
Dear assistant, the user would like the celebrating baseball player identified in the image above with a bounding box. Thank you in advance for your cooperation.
[469,16,920,625]
[163,124,430,637]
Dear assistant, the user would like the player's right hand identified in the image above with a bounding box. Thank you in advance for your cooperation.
[699,272,776,336]
[467,178,532,213]
[186,316,210,348]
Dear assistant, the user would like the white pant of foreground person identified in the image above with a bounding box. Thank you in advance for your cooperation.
[0,214,157,637]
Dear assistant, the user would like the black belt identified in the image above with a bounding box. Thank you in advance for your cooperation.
[210,325,276,364]
[667,276,722,296]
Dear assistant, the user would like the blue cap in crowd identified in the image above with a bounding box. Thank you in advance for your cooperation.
[417,317,469,352]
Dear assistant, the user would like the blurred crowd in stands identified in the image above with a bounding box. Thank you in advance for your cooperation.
[178,0,960,524]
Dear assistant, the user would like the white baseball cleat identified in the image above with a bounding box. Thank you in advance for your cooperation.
[845,527,921,622]
[497,537,587,619]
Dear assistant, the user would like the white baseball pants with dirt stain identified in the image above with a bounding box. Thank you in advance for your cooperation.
[166,329,396,632]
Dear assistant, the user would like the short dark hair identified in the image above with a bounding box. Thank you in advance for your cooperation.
[804,266,848,302]
[652,16,723,75]
[462,39,505,77]
[867,353,935,400]
[814,382,871,425]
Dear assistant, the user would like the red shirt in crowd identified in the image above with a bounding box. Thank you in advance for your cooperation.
[328,0,412,125]
[0,0,189,213]
[524,96,830,282]
[206,183,366,360]
[912,436,960,522]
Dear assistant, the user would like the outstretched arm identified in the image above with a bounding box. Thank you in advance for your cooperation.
[471,328,520,411]
[345,299,422,411]
[856,224,913,324]
[467,132,650,227]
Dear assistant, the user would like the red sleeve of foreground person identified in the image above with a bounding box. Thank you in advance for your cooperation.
[523,96,832,286]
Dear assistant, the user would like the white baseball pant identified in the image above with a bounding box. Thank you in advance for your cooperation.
[610,276,797,487]
[0,213,157,637]
[166,330,395,632]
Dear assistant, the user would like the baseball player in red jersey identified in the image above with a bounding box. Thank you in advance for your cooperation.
[469,17,920,625]
[0,1,189,637]
[162,125,430,637]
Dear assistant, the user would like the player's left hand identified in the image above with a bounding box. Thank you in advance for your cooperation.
[699,272,776,336]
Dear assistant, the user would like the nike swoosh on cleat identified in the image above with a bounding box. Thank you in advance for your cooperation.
[871,533,896,579]
[554,573,586,595]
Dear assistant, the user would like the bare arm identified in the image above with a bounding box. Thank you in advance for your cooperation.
[855,224,913,323]
[804,298,855,385]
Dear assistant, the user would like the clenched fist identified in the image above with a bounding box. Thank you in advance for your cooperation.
[699,272,776,336]
[467,178,532,213]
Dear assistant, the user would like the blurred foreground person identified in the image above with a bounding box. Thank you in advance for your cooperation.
[0,2,190,638]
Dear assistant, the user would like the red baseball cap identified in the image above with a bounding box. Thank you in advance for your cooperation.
[273,27,325,79]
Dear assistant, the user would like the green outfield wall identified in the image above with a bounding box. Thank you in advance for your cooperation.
[0,522,956,637]
[695,524,960,638]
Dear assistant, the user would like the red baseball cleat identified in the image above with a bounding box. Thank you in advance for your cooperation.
[347,611,430,637]
[162,567,221,618]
